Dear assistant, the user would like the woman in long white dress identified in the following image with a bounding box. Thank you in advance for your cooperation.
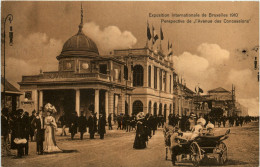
[44,109,62,153]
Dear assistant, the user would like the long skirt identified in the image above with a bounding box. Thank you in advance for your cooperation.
[133,134,146,149]
[44,125,62,153]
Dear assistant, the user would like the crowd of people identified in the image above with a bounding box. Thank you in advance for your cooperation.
[1,104,108,158]
[168,113,258,131]
[114,113,165,132]
[2,104,259,159]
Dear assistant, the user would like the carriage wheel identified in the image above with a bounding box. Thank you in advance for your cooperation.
[190,142,202,166]
[217,142,228,165]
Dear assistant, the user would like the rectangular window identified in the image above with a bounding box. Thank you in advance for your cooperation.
[99,64,107,74]
[154,67,157,89]
[25,91,32,100]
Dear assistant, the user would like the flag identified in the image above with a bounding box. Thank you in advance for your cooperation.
[152,26,158,44]
[168,42,173,56]
[160,25,164,40]
[147,22,151,41]
[198,87,203,93]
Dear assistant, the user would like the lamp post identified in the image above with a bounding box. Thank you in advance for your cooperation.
[3,14,14,108]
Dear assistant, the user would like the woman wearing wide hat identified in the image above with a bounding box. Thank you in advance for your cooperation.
[133,112,147,149]
[43,103,62,153]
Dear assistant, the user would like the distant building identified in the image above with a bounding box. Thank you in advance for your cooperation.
[194,86,246,116]
[1,77,22,111]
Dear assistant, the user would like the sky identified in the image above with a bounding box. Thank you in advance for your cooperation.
[1,1,259,116]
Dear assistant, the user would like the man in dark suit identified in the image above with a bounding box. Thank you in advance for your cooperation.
[29,110,36,141]
[31,110,45,155]
[78,111,87,140]
[13,109,26,158]
[98,114,106,139]
[69,111,78,140]
[88,112,95,139]
[1,108,11,156]
[59,112,67,136]
[108,113,113,130]
[22,112,30,155]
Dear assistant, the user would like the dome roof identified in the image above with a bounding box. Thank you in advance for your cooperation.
[57,5,99,60]
[62,31,99,54]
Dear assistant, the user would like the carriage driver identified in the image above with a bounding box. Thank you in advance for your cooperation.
[170,127,183,166]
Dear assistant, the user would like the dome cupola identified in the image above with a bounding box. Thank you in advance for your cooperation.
[57,4,99,60]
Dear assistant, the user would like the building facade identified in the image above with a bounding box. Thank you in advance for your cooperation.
[18,7,196,121]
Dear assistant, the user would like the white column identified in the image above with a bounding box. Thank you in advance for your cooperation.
[166,104,169,123]
[33,90,38,112]
[75,89,80,116]
[95,89,99,119]
[105,91,108,120]
[39,90,43,110]
[120,94,125,114]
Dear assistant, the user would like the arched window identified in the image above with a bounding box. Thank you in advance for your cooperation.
[170,104,172,114]
[164,104,167,122]
[153,102,157,116]
[132,100,143,115]
[148,101,152,114]
[148,66,151,87]
[133,65,144,86]
[159,103,162,115]
[124,65,128,80]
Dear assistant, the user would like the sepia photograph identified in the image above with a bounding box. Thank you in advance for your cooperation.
[1,1,259,167]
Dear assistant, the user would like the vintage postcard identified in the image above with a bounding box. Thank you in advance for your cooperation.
[1,1,259,167]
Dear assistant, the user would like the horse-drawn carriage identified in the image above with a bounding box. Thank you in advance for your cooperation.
[164,126,230,166]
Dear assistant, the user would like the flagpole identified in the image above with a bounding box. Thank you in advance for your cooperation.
[151,24,154,50]
[146,20,148,48]
[160,24,162,51]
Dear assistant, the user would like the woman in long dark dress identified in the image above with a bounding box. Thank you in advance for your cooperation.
[133,112,147,149]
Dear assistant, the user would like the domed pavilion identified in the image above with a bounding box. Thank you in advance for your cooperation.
[19,6,134,119]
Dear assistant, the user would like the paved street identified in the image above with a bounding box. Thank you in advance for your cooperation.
[2,122,259,167]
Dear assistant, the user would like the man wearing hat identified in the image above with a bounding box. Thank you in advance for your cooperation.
[78,111,87,140]
[31,110,45,155]
[69,111,78,140]
[13,109,26,158]
[88,112,95,139]
[29,110,36,141]
[98,113,106,139]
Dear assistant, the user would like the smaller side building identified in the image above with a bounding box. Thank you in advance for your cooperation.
[1,77,22,112]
